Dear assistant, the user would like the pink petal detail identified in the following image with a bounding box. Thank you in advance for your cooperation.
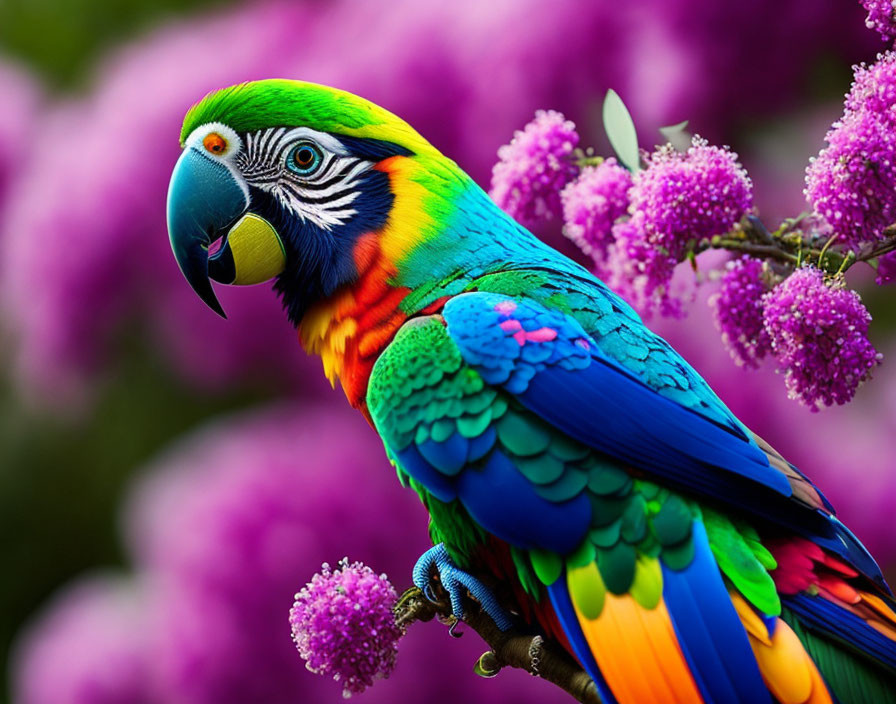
[500,319,523,333]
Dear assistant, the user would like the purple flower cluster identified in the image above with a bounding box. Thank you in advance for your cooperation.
[490,110,579,224]
[711,256,772,367]
[606,139,752,313]
[763,267,881,409]
[561,158,632,266]
[290,560,403,697]
[604,218,683,316]
[806,52,896,248]
[861,0,896,43]
[632,139,753,249]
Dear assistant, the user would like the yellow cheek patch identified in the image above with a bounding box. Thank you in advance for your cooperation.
[227,213,286,285]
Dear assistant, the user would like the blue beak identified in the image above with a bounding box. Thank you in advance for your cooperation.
[166,147,249,317]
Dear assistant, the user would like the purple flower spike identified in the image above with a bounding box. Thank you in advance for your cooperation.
[490,110,579,225]
[605,137,752,314]
[290,559,404,697]
[633,138,753,253]
[861,0,896,44]
[807,52,896,248]
[762,267,881,409]
[561,158,632,267]
[710,256,773,368]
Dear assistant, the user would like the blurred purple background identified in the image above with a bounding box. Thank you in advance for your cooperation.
[0,1,893,703]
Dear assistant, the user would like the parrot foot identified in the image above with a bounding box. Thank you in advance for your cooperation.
[412,543,514,632]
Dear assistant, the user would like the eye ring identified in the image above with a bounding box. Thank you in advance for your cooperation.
[203,132,228,155]
[286,141,324,176]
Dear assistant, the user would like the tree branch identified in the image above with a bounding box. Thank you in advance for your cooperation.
[395,586,600,704]
[689,215,896,275]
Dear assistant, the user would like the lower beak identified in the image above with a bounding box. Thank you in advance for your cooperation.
[167,148,286,317]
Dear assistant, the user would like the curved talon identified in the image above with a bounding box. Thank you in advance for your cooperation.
[412,543,514,631]
[448,619,464,638]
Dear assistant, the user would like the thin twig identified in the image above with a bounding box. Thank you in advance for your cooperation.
[857,232,896,261]
[699,238,801,265]
[395,587,601,704]
[692,215,896,275]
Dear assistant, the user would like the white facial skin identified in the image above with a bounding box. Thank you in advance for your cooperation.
[186,122,373,231]
[184,122,250,205]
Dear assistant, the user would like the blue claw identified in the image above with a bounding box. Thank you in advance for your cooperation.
[412,543,514,631]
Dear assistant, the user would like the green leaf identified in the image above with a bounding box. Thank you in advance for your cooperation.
[602,89,640,172]
[659,120,692,152]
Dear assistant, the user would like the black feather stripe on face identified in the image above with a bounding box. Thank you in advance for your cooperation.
[233,128,411,325]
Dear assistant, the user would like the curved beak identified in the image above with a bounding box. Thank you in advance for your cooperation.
[167,148,286,317]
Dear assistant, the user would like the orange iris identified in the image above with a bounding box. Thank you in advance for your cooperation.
[203,132,227,155]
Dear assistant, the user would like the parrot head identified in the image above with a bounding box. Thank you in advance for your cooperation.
[167,79,447,322]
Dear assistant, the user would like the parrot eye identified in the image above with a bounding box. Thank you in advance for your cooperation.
[202,132,228,155]
[287,141,323,176]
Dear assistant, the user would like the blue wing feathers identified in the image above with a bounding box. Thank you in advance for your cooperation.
[662,521,772,704]
[443,292,796,504]
[784,594,896,672]
[394,444,458,503]
[819,516,890,594]
[456,450,592,553]
[521,363,790,495]
[373,285,896,703]
[441,291,889,585]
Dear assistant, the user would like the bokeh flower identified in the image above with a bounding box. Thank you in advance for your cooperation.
[762,267,881,409]
[861,0,896,44]
[561,158,632,267]
[490,110,579,224]
[0,62,40,216]
[710,256,773,367]
[290,559,403,697]
[806,52,896,248]
[11,575,152,704]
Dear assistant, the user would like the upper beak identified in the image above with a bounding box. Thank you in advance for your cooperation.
[167,147,286,317]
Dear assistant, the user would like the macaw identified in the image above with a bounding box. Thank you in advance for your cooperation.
[166,80,896,704]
